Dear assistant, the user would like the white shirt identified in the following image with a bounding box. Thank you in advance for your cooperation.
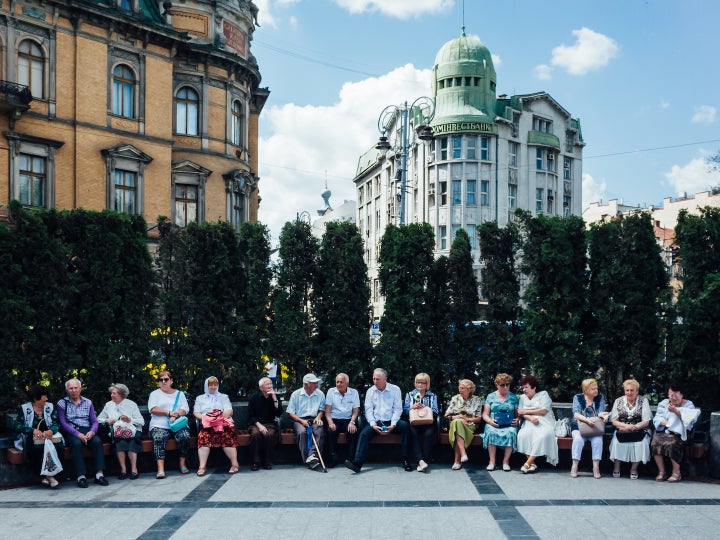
[364,383,402,426]
[148,389,189,430]
[325,387,360,420]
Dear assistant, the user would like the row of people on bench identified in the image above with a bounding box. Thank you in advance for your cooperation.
[14,369,696,488]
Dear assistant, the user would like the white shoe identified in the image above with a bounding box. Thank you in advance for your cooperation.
[503,464,511,472]
[452,463,461,470]
[417,460,428,472]
[460,455,469,463]
[486,463,496,471]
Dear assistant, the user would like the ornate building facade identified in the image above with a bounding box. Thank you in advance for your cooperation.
[354,31,585,317]
[0,0,267,230]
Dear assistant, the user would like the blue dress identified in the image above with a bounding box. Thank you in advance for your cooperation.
[482,391,519,450]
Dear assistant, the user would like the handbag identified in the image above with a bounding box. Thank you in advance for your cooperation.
[113,420,137,439]
[494,411,514,427]
[615,429,646,443]
[168,390,188,432]
[40,438,64,476]
[554,417,571,437]
[33,419,63,445]
[409,406,434,426]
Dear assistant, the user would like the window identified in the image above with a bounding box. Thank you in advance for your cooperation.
[439,226,447,250]
[18,40,44,98]
[112,64,135,118]
[466,225,477,249]
[563,157,572,180]
[175,86,199,135]
[223,169,255,231]
[508,185,517,209]
[509,142,518,168]
[480,180,490,206]
[532,117,552,133]
[467,179,476,205]
[536,188,544,213]
[452,137,462,159]
[536,148,543,170]
[452,225,461,243]
[439,181,447,205]
[563,195,571,217]
[480,137,489,160]
[358,186,364,205]
[174,184,198,227]
[120,0,133,9]
[102,144,152,215]
[114,170,137,213]
[452,180,461,205]
[439,138,448,160]
[231,101,243,146]
[18,154,45,207]
[467,136,477,159]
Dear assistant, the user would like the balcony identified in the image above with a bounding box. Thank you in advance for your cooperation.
[0,81,32,126]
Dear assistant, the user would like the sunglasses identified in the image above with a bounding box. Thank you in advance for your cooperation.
[498,383,510,387]
[158,377,171,382]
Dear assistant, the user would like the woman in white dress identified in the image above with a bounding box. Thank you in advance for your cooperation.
[609,379,652,479]
[517,375,558,473]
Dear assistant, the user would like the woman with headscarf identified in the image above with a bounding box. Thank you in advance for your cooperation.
[193,376,239,476]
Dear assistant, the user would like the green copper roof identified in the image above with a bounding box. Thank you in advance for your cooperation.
[430,32,497,130]
[87,0,166,25]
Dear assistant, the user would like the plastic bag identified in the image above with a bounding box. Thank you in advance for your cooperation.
[40,439,63,476]
[113,420,137,439]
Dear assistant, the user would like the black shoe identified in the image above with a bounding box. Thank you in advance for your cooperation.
[118,473,128,480]
[344,459,361,473]
[403,459,413,472]
[94,476,109,486]
[77,478,88,488]
[328,454,337,468]
[251,463,260,471]
[129,472,139,480]
[262,463,273,470]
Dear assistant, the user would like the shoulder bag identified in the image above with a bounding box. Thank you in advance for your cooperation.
[409,405,434,426]
[168,391,189,432]
[578,405,605,437]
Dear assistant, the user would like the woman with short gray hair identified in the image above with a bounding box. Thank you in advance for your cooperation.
[98,383,145,479]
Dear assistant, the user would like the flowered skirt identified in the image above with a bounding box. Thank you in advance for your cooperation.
[650,431,685,463]
[197,427,236,448]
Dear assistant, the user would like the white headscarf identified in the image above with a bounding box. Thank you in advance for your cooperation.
[202,377,222,411]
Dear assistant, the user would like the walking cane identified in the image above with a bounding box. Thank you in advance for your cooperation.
[310,429,328,473]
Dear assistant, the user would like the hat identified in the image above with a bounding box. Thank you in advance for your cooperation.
[302,373,320,384]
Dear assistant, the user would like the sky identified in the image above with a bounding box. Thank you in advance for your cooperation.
[250,0,720,247]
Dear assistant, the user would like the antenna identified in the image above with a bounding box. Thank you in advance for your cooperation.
[462,0,465,36]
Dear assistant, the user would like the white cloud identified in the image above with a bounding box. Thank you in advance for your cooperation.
[550,28,619,75]
[664,157,720,196]
[535,64,552,80]
[660,101,670,109]
[582,173,607,206]
[335,0,454,19]
[258,65,432,245]
[691,105,716,124]
[491,54,501,69]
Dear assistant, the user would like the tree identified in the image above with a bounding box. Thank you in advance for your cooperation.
[312,221,372,385]
[446,228,482,391]
[587,213,668,403]
[477,219,524,393]
[375,223,435,391]
[268,220,318,391]
[667,207,720,410]
[520,214,589,400]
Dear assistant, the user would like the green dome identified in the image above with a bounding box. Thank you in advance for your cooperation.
[431,32,497,131]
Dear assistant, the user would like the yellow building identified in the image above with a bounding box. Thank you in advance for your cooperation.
[0,0,267,229]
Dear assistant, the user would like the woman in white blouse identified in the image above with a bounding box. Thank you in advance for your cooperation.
[608,379,652,479]
[517,375,558,473]
[98,383,145,480]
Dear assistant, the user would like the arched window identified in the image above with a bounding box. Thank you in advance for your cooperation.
[18,40,44,98]
[112,64,135,118]
[175,87,199,135]
[231,100,243,146]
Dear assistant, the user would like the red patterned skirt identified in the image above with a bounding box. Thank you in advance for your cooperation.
[197,427,236,448]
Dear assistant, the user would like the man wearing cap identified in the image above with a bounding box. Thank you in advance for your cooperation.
[287,373,326,469]
[345,368,411,473]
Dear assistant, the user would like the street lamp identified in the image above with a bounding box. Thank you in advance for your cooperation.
[375,97,435,225]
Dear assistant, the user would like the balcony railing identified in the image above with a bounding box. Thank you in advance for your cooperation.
[0,80,32,108]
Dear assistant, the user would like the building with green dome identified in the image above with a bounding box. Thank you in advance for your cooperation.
[354,30,584,317]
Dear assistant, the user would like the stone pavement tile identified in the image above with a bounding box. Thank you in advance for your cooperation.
[174,508,506,540]
[209,464,481,502]
[0,508,168,540]
[517,505,720,540]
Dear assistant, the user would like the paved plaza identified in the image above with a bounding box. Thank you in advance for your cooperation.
[0,464,718,539]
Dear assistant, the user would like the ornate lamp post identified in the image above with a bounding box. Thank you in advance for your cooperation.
[375,97,435,225]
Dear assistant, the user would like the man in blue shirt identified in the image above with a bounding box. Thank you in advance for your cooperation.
[287,373,325,469]
[345,368,411,473]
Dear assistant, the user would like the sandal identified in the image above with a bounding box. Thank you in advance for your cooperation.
[528,464,537,473]
[655,472,667,482]
[156,471,166,479]
[180,467,190,475]
[630,471,639,480]
[612,470,621,478]
[667,472,682,483]
[228,466,239,474]
[452,463,461,470]
[520,462,531,474]
[196,468,206,477]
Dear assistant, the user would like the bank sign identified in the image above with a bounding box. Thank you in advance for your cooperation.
[432,122,498,135]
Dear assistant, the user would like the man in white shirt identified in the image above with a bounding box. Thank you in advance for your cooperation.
[325,373,360,467]
[287,373,325,469]
[345,368,411,473]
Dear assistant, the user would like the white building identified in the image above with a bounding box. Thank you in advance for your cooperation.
[354,31,585,318]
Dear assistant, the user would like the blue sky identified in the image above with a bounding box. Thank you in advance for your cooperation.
[252,0,720,246]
